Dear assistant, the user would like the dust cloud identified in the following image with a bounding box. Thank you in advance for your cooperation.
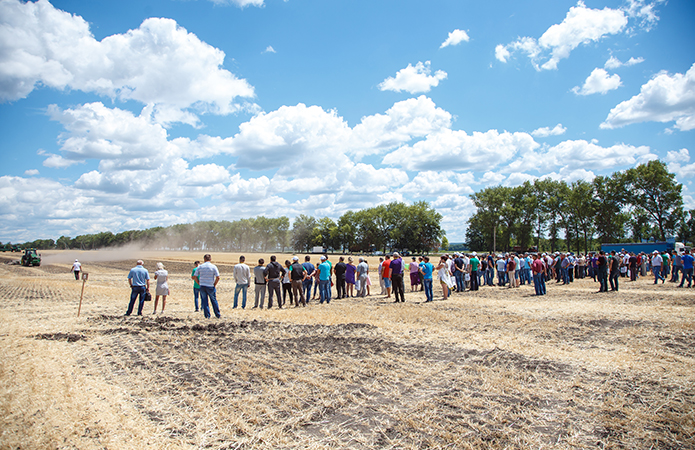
[41,244,145,265]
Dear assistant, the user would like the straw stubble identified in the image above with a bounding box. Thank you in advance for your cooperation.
[0,251,694,449]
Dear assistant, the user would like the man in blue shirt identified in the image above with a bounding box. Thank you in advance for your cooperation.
[679,249,694,288]
[194,254,221,318]
[419,256,434,302]
[302,256,315,303]
[126,260,150,316]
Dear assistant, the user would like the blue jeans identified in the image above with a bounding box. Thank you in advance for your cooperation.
[319,279,330,303]
[609,271,619,291]
[423,278,433,302]
[598,269,608,292]
[200,285,221,318]
[303,278,313,302]
[126,285,146,315]
[470,270,479,291]
[454,271,465,292]
[486,268,494,286]
[193,287,200,311]
[523,268,532,285]
[562,267,570,284]
[234,283,248,308]
[539,273,547,295]
[653,266,664,284]
[680,268,693,287]
[533,273,543,295]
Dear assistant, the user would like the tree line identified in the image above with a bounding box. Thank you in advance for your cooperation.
[467,160,695,254]
[6,201,444,254]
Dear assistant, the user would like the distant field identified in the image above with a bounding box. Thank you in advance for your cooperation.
[1,250,694,449]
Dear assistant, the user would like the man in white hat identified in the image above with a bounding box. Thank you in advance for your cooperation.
[71,259,81,280]
[651,250,664,284]
[469,252,480,291]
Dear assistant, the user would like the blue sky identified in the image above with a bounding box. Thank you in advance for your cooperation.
[1,0,694,243]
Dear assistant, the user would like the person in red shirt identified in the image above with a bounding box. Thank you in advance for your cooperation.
[381,255,392,299]
[531,254,546,295]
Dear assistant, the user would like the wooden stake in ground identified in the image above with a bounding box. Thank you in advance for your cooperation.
[78,272,88,317]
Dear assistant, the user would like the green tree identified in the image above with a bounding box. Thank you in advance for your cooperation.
[469,186,507,252]
[624,160,683,241]
[440,236,449,251]
[565,180,596,254]
[592,174,629,244]
[292,215,317,251]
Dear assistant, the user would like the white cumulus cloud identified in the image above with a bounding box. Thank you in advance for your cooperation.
[531,123,567,137]
[0,0,255,124]
[382,129,539,172]
[605,55,645,69]
[495,1,627,70]
[572,68,622,95]
[208,0,265,7]
[378,61,447,94]
[601,63,695,131]
[440,29,470,48]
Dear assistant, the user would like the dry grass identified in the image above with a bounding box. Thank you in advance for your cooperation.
[1,250,694,449]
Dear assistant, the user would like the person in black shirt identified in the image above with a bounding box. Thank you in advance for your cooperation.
[609,250,620,291]
[334,257,347,299]
[597,251,608,292]
[265,255,285,309]
[290,256,307,306]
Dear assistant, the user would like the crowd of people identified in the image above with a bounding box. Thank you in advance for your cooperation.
[122,247,694,317]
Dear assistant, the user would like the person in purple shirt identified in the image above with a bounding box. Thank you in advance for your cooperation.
[390,252,405,303]
[679,249,694,288]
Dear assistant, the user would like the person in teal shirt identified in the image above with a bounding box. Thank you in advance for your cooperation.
[419,256,434,302]
[191,261,201,312]
[318,256,332,304]
[469,252,480,291]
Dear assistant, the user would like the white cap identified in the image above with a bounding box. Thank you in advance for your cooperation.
[292,256,299,261]
[320,255,326,260]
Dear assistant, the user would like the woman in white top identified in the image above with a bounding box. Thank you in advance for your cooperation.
[154,262,169,314]
[436,256,455,300]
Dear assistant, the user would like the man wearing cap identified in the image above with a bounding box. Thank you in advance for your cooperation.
[651,251,665,284]
[390,252,406,303]
[289,256,307,306]
[71,259,82,280]
[318,256,332,303]
[469,252,480,291]
[126,260,150,316]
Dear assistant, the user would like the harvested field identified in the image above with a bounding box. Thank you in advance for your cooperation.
[1,251,694,449]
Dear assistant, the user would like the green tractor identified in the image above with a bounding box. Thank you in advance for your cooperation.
[21,248,41,267]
